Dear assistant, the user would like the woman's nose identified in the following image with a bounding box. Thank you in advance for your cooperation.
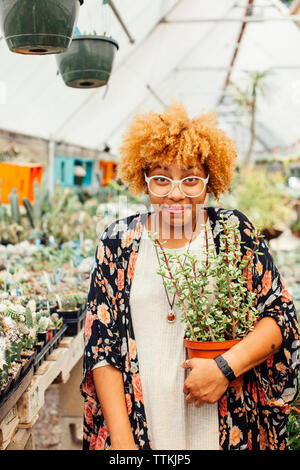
[169,182,185,199]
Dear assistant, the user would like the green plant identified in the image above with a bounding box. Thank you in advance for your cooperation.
[288,375,300,450]
[150,215,261,342]
[36,315,50,333]
[220,167,293,232]
[58,293,78,310]
[9,188,21,224]
[50,312,63,330]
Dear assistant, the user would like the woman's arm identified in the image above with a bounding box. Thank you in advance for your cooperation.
[92,365,138,450]
[222,316,282,377]
[182,316,283,406]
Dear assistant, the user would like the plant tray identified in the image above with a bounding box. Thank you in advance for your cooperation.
[64,309,86,337]
[0,366,34,423]
[18,350,37,378]
[34,323,68,372]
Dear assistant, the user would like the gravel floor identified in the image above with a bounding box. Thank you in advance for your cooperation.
[32,384,83,450]
[32,385,63,450]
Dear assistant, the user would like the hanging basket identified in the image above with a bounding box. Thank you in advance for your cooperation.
[56,35,119,89]
[0,0,83,55]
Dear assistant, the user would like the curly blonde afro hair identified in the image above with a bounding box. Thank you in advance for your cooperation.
[117,102,237,202]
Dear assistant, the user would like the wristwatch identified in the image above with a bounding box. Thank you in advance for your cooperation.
[214,355,236,383]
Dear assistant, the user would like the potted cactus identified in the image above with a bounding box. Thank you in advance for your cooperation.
[0,0,84,55]
[50,312,63,336]
[56,33,119,89]
[150,215,261,359]
[36,315,51,345]
[56,293,81,319]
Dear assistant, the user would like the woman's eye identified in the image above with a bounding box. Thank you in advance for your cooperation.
[154,177,169,183]
[184,177,198,184]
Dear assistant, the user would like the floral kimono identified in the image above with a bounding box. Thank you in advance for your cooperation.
[80,206,300,450]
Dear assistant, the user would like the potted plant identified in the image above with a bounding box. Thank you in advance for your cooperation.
[56,33,119,88]
[50,312,63,336]
[0,0,84,55]
[36,295,57,314]
[150,215,261,360]
[36,315,50,345]
[56,293,80,319]
[0,336,12,398]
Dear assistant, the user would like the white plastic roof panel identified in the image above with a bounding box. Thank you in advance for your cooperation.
[0,0,298,161]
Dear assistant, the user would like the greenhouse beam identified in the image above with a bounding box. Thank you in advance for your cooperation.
[107,0,135,44]
[146,85,168,108]
[162,15,300,23]
[175,65,300,71]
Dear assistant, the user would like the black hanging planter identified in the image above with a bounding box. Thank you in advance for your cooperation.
[56,35,119,89]
[0,0,84,55]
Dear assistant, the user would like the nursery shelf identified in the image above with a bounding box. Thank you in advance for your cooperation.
[0,328,84,450]
[34,323,68,371]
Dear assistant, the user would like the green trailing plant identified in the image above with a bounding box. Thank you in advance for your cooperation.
[149,215,262,342]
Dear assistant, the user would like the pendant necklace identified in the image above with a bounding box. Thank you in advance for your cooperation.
[153,217,197,323]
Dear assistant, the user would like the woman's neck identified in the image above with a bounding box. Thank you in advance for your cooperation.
[146,209,208,249]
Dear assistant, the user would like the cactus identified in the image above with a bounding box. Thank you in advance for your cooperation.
[59,293,78,310]
[9,188,20,224]
[23,197,35,228]
[33,181,42,225]
[25,306,33,329]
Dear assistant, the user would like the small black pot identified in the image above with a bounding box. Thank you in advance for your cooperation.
[34,341,44,353]
[37,331,47,344]
[57,307,81,320]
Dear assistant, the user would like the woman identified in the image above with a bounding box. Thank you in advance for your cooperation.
[81,102,299,450]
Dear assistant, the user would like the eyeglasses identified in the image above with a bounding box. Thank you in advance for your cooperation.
[144,172,209,198]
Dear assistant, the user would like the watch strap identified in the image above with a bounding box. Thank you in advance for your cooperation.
[214,355,236,382]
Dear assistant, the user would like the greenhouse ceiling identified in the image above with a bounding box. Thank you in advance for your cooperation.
[0,0,299,160]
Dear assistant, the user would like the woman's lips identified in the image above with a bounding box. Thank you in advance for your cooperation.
[164,205,185,214]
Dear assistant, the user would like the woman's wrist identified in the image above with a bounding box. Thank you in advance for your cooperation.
[221,317,283,379]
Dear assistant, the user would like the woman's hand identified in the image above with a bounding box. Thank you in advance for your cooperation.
[181,358,229,407]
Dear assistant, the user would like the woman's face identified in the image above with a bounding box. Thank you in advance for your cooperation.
[144,159,209,233]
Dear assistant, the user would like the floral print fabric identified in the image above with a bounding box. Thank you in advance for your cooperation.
[80,207,300,450]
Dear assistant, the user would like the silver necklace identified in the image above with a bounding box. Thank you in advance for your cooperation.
[154,219,197,323]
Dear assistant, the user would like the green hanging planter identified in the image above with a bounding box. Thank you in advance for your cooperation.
[0,0,84,55]
[56,35,119,89]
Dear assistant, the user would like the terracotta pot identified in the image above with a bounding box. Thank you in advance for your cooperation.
[47,329,54,342]
[184,338,241,360]
[184,338,243,387]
